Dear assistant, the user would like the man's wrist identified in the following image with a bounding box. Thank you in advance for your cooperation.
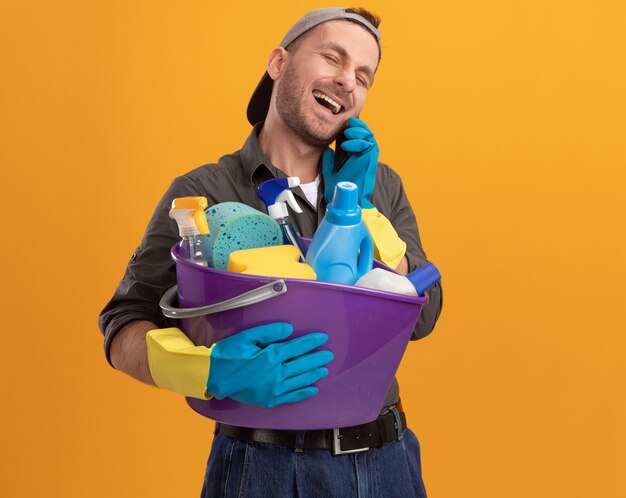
[110,320,159,386]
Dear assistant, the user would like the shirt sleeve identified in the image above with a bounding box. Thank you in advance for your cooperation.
[375,164,443,341]
[98,175,202,366]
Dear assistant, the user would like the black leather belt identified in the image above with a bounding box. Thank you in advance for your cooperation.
[215,404,407,456]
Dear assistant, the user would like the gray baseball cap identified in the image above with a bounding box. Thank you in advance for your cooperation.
[246,7,382,125]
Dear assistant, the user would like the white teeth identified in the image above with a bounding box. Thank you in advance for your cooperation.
[313,91,343,114]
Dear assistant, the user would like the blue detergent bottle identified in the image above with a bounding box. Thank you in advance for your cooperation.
[306,181,374,285]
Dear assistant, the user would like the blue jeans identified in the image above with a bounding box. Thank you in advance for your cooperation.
[200,428,427,498]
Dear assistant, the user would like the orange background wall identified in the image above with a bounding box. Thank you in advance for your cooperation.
[1,1,625,497]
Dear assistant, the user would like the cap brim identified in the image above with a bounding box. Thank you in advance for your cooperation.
[246,72,274,126]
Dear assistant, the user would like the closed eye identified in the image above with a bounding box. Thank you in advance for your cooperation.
[357,76,369,87]
[322,53,339,64]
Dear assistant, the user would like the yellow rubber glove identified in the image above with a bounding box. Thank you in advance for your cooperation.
[146,328,213,400]
[361,207,407,269]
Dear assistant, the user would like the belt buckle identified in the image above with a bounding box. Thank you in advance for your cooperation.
[390,406,404,440]
[332,428,370,456]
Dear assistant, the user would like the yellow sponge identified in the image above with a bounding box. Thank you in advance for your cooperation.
[228,245,317,280]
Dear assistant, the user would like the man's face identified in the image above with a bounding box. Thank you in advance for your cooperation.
[272,20,379,148]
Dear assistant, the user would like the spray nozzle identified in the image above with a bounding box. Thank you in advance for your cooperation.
[169,196,210,236]
[257,177,303,219]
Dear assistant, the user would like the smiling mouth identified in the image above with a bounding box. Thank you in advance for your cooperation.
[313,90,344,115]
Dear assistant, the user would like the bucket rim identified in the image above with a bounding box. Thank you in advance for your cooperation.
[171,244,429,306]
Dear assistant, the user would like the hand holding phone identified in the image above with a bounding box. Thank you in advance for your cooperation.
[322,117,379,208]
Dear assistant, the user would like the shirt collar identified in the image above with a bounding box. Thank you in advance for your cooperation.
[240,122,286,186]
[240,122,325,190]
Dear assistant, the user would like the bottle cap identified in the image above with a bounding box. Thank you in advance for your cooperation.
[406,263,441,296]
[326,181,362,226]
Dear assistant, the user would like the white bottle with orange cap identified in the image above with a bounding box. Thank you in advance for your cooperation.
[169,196,210,266]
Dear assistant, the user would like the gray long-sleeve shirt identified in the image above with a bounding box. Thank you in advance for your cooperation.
[99,123,443,413]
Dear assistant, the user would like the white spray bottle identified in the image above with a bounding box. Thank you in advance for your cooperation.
[257,177,307,262]
[355,262,441,297]
[169,196,210,266]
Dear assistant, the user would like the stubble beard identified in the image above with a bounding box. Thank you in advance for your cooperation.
[275,65,342,149]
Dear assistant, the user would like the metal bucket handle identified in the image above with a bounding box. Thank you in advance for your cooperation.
[159,279,288,319]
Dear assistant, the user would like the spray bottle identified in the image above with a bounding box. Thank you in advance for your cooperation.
[355,262,441,297]
[257,177,307,262]
[306,181,374,285]
[169,196,210,266]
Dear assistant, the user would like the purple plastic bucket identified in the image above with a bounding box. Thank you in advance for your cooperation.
[160,240,428,430]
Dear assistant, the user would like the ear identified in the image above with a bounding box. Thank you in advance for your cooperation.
[266,47,288,81]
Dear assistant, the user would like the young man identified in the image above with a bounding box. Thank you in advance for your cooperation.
[99,8,442,497]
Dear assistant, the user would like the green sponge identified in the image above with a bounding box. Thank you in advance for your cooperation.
[203,202,282,270]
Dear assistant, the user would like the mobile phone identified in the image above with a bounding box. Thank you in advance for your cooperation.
[333,125,352,172]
